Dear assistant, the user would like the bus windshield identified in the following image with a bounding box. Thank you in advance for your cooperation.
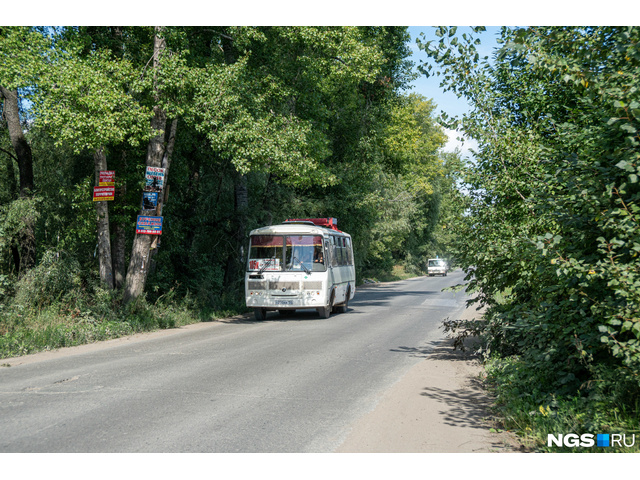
[248,235,283,271]
[248,235,325,272]
[286,235,325,272]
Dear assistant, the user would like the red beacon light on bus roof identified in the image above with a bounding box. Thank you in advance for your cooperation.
[283,217,341,231]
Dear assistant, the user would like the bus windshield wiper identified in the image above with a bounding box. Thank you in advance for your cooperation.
[292,256,311,275]
[259,257,276,274]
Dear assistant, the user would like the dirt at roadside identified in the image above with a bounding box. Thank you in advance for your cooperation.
[335,304,523,453]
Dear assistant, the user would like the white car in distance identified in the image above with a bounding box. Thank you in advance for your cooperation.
[427,258,447,277]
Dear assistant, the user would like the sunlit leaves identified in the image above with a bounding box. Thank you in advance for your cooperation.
[419,26,640,398]
[273,27,385,85]
[187,56,334,188]
[33,49,154,152]
[0,26,52,89]
[381,93,446,193]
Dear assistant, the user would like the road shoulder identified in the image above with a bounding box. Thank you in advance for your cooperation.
[336,305,521,453]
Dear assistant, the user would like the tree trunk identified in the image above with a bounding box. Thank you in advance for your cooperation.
[0,86,34,196]
[224,171,248,288]
[111,150,127,289]
[148,118,177,276]
[94,147,114,289]
[221,30,250,290]
[0,146,18,199]
[112,220,126,289]
[0,149,20,272]
[122,106,166,303]
[1,86,36,273]
[123,28,173,304]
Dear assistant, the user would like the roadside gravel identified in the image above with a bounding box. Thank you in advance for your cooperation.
[336,302,521,453]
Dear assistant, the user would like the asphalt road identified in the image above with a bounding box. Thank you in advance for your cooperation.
[0,270,470,453]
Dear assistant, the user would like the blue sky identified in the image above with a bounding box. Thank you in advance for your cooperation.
[406,26,503,157]
[407,26,502,119]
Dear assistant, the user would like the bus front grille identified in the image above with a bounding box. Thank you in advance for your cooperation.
[268,281,300,291]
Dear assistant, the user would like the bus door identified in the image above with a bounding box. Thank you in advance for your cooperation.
[325,237,334,289]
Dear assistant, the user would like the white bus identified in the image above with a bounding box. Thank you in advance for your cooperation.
[245,218,356,320]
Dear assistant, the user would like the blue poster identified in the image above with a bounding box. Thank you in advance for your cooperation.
[142,192,158,210]
[136,215,163,235]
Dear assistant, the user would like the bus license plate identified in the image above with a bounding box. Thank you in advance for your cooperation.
[275,300,293,305]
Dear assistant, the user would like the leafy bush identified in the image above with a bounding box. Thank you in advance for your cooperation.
[0,273,14,302]
[12,250,85,311]
[484,355,640,452]
[423,26,640,445]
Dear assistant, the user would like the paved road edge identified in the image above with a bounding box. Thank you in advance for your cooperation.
[335,303,521,453]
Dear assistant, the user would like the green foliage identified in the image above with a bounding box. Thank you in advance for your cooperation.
[0,26,52,89]
[0,273,13,302]
[420,26,640,442]
[13,250,84,310]
[187,56,335,188]
[33,49,155,152]
[484,355,640,452]
[0,26,456,357]
[0,196,41,262]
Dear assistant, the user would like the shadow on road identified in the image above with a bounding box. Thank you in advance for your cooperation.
[390,334,482,360]
[221,275,465,325]
[218,308,352,325]
[390,338,491,430]
[390,344,440,358]
[420,382,490,430]
[396,338,521,451]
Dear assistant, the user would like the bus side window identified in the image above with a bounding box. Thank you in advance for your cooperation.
[330,236,338,267]
[346,237,353,265]
[325,240,332,266]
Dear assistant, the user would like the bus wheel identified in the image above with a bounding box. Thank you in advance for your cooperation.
[319,288,335,318]
[254,308,267,321]
[336,288,350,313]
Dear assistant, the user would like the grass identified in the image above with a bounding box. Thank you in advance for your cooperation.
[443,285,640,453]
[2,261,423,359]
[0,294,245,360]
[362,264,424,283]
[483,353,640,453]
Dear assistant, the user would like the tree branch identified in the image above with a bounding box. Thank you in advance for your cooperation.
[0,146,18,162]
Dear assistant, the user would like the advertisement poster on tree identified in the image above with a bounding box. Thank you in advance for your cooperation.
[136,215,163,235]
[99,170,115,186]
[142,192,158,210]
[93,186,115,201]
[145,167,165,192]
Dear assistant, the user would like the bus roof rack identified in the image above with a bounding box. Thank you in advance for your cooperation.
[282,220,315,226]
[283,218,341,231]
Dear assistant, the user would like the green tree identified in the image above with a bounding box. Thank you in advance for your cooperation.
[182,26,392,292]
[1,26,450,315]
[19,27,157,290]
[0,27,49,275]
[419,26,640,405]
